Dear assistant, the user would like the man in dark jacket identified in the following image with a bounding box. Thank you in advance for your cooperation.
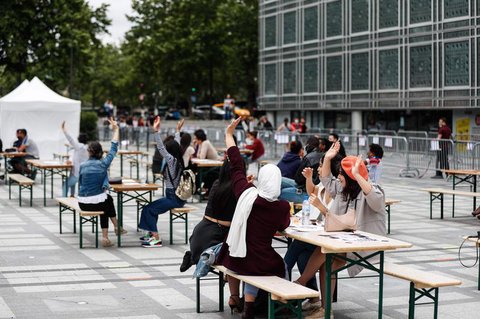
[279,137,327,203]
[277,141,303,179]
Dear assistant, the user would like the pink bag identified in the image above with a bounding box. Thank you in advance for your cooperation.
[324,207,357,232]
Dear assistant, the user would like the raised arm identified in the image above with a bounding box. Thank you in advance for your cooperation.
[226,118,251,198]
[61,121,81,150]
[102,118,119,167]
[320,142,342,197]
[302,167,316,195]
[174,119,184,144]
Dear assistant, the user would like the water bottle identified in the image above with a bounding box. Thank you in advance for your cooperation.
[302,196,310,225]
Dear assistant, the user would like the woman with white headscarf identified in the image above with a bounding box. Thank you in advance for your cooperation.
[216,118,291,319]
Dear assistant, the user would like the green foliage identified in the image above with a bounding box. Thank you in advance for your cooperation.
[80,111,98,141]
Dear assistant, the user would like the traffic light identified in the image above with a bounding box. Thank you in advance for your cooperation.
[191,87,196,93]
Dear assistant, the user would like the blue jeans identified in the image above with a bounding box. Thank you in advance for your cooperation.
[279,177,306,203]
[284,240,318,290]
[63,174,78,197]
[139,188,185,233]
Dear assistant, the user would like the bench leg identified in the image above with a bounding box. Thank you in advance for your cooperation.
[433,288,439,319]
[18,184,22,207]
[429,193,432,219]
[185,213,188,244]
[59,205,63,234]
[196,277,201,313]
[219,271,224,312]
[8,179,11,200]
[73,210,76,234]
[440,193,444,219]
[169,210,173,245]
[29,185,32,207]
[79,216,83,249]
[408,282,415,319]
[95,216,99,248]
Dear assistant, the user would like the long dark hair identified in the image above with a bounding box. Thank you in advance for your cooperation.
[87,141,103,160]
[180,132,192,156]
[164,139,184,177]
[340,168,362,202]
[210,160,233,205]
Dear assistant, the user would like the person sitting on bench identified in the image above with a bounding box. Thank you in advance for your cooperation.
[216,118,290,319]
[10,129,39,178]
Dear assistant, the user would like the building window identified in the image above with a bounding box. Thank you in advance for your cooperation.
[265,16,276,48]
[379,49,399,89]
[327,1,342,37]
[410,45,432,88]
[283,11,296,45]
[304,6,318,41]
[283,61,296,94]
[351,52,369,90]
[352,0,368,33]
[410,0,431,24]
[265,64,277,95]
[303,58,318,93]
[444,41,469,86]
[444,0,469,19]
[379,0,398,29]
[327,56,342,91]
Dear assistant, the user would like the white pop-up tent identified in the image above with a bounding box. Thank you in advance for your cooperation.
[0,77,81,159]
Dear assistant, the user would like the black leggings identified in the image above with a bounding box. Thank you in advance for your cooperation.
[79,194,116,229]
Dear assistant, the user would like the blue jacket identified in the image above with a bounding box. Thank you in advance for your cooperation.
[78,142,118,197]
[277,152,301,179]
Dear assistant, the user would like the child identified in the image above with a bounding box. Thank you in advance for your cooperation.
[366,143,384,183]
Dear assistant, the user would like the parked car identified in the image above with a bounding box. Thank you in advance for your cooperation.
[192,105,225,120]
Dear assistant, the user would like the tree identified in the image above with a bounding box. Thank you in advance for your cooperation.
[0,0,110,97]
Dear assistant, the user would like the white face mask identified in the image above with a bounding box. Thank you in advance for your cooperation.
[245,138,253,145]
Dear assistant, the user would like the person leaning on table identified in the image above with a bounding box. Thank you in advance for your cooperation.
[293,142,386,318]
[77,118,126,248]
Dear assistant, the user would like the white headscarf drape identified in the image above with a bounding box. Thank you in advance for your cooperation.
[226,164,282,257]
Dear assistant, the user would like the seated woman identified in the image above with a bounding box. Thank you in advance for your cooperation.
[139,116,186,247]
[216,118,291,319]
[294,142,386,318]
[284,154,343,313]
[180,159,250,313]
[78,118,125,247]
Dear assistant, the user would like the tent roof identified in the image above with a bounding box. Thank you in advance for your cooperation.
[0,77,79,104]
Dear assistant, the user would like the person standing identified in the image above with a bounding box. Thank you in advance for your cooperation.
[432,117,452,179]
[224,94,234,120]
[61,121,89,197]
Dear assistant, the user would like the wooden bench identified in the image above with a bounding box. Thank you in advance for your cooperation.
[213,265,318,319]
[385,199,401,234]
[8,174,34,206]
[383,263,461,319]
[55,197,103,248]
[170,206,197,244]
[421,188,480,219]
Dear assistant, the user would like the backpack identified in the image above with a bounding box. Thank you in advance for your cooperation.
[175,169,196,200]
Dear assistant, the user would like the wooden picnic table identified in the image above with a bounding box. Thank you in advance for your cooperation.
[190,158,224,203]
[442,169,480,214]
[284,227,412,318]
[105,150,146,179]
[110,180,159,247]
[217,147,253,155]
[26,159,72,206]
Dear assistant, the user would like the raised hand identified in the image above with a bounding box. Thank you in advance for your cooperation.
[302,167,313,179]
[176,118,185,132]
[108,117,118,131]
[325,142,340,160]
[153,116,161,132]
[61,121,66,131]
[226,117,241,136]
[352,154,363,178]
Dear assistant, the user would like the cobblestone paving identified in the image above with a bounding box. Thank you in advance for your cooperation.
[0,145,479,319]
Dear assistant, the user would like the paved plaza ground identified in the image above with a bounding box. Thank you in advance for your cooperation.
[0,142,479,319]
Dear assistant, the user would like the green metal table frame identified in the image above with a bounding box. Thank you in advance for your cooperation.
[79,214,99,249]
[407,282,439,319]
[195,268,225,313]
[58,203,77,234]
[451,173,477,218]
[169,209,190,244]
[8,179,33,207]
[33,166,69,206]
[115,189,153,247]
[428,192,445,219]
[324,251,385,319]
[267,295,304,319]
[119,153,141,179]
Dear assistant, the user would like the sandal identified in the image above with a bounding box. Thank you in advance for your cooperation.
[228,294,244,314]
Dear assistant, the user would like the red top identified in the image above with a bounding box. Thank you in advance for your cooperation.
[438,125,451,139]
[245,138,265,161]
[217,146,290,278]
